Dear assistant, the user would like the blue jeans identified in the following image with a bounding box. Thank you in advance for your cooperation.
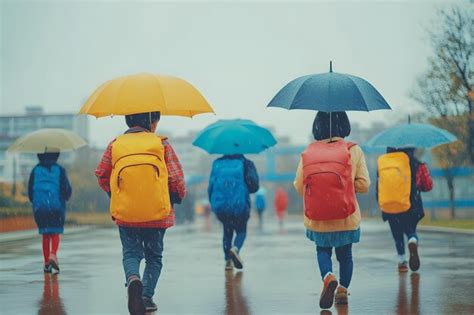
[118,227,166,298]
[316,244,353,288]
[216,213,249,261]
[388,217,418,255]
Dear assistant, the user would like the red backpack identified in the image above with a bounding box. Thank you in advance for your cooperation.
[302,140,356,221]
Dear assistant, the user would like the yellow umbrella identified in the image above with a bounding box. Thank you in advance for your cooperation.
[8,128,87,153]
[79,73,214,117]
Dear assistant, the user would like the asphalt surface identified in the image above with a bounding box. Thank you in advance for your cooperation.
[0,218,473,315]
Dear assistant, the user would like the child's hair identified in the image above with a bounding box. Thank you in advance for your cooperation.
[125,111,161,130]
[387,147,416,159]
[37,152,60,164]
[312,111,351,140]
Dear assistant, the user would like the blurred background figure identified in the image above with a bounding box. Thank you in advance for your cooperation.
[195,199,213,232]
[274,187,288,233]
[254,187,267,231]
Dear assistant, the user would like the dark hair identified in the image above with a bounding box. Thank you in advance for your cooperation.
[37,152,60,164]
[125,111,161,130]
[387,147,415,157]
[312,111,351,140]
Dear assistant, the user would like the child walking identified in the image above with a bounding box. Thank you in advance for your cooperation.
[254,187,267,230]
[377,147,433,272]
[208,154,259,271]
[28,152,72,274]
[274,187,288,232]
[95,111,185,315]
[294,112,370,309]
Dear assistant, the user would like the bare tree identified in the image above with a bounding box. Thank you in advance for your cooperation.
[412,4,473,218]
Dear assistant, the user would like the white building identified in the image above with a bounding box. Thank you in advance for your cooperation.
[0,106,88,183]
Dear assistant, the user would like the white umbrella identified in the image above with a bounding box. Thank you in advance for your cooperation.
[7,128,87,153]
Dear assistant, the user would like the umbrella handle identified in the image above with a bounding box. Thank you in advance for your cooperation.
[329,111,332,141]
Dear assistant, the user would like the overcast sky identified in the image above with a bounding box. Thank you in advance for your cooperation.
[0,1,459,147]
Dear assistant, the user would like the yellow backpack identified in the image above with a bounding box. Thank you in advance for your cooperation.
[110,132,171,222]
[377,152,411,214]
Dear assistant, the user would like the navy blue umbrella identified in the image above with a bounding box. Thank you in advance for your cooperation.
[267,62,391,112]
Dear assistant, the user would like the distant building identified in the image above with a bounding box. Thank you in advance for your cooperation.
[171,131,212,177]
[0,106,88,183]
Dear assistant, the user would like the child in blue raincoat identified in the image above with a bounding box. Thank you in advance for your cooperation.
[208,154,259,270]
[254,187,267,230]
[28,152,72,274]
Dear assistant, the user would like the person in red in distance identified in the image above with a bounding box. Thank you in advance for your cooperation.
[274,187,288,232]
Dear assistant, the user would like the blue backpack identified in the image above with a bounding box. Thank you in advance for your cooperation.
[33,165,62,212]
[209,158,249,215]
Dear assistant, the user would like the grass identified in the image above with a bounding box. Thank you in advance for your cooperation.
[66,212,114,226]
[419,218,474,230]
[0,207,114,226]
[0,207,31,218]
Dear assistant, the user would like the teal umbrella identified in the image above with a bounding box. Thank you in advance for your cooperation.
[193,119,277,155]
[366,123,457,149]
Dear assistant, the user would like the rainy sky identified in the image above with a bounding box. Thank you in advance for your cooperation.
[0,1,459,147]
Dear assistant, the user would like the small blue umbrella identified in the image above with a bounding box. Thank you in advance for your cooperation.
[267,62,391,112]
[365,123,458,149]
[193,119,277,155]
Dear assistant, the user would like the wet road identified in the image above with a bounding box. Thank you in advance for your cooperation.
[0,219,473,315]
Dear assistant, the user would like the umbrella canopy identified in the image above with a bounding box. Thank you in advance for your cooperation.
[193,119,277,155]
[365,123,458,149]
[8,128,87,153]
[79,73,214,118]
[267,62,391,112]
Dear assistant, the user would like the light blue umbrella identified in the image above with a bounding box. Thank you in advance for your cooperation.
[365,123,458,149]
[193,119,277,155]
[267,62,391,112]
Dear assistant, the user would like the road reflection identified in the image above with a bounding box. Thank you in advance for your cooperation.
[225,271,250,315]
[38,274,67,315]
[396,273,420,315]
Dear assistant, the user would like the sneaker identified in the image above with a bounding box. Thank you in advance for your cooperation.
[128,278,146,315]
[48,254,60,274]
[408,240,420,271]
[229,247,243,269]
[398,261,409,273]
[319,273,338,309]
[334,286,349,305]
[142,296,158,312]
[43,264,52,273]
[225,260,233,271]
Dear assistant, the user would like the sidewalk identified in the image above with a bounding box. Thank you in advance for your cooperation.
[0,226,97,243]
[417,224,474,235]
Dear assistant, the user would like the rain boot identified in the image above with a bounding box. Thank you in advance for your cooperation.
[408,238,420,271]
[335,286,349,305]
[319,273,338,309]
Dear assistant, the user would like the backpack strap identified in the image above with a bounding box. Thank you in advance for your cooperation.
[346,141,357,149]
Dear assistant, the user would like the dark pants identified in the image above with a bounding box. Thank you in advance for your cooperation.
[118,227,166,298]
[316,244,353,288]
[216,213,249,261]
[388,217,418,255]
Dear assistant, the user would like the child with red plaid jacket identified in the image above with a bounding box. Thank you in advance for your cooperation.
[95,111,185,314]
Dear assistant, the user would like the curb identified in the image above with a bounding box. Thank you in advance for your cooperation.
[418,225,474,235]
[0,225,98,243]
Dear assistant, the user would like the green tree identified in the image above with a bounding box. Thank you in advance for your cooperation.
[412,4,473,217]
